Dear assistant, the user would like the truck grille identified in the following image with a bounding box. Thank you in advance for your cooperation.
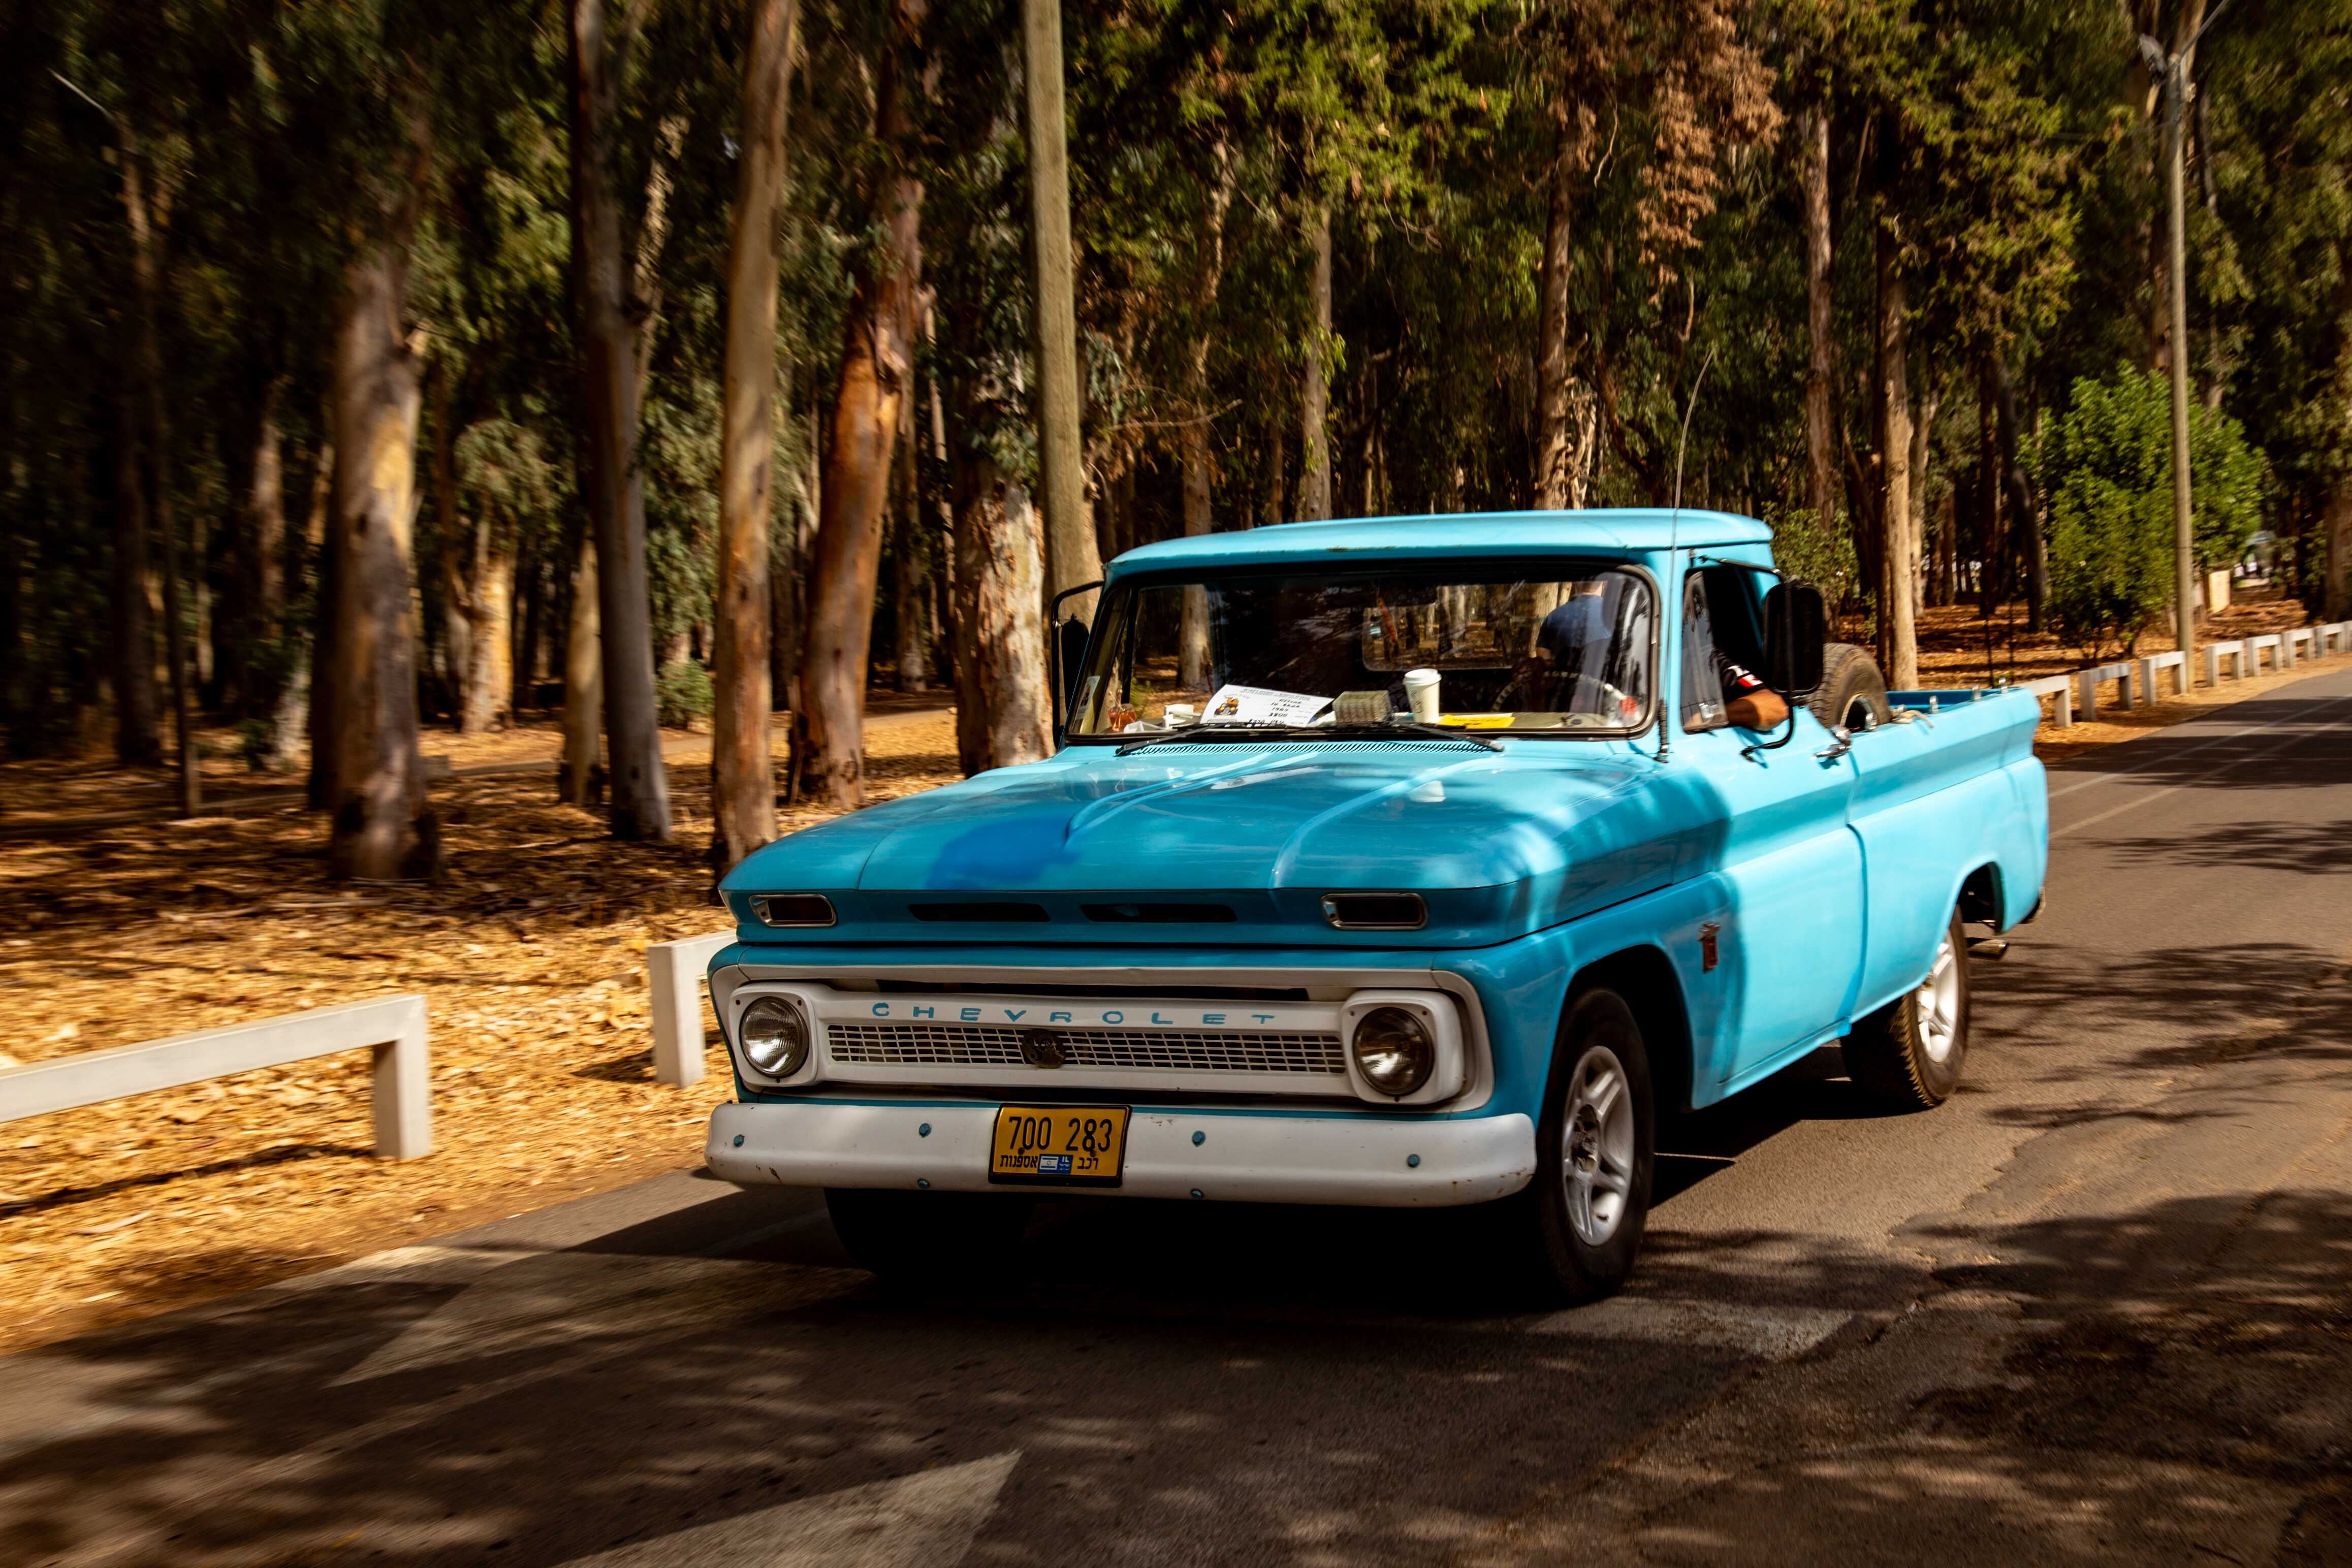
[825,1023,1347,1076]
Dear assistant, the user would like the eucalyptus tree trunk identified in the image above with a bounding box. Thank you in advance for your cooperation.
[1534,119,1580,511]
[1179,148,1232,690]
[1908,372,1938,614]
[1803,108,1837,537]
[458,511,516,734]
[1299,206,1334,522]
[569,0,673,842]
[2326,487,2351,621]
[1020,0,1095,602]
[326,241,437,879]
[111,392,158,765]
[952,456,1052,776]
[893,394,930,691]
[1872,219,1917,689]
[559,527,603,805]
[290,442,330,785]
[117,129,196,813]
[1989,356,2043,628]
[710,0,799,874]
[797,0,923,808]
[248,377,287,708]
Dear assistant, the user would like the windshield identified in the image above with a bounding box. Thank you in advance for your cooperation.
[1067,561,1656,740]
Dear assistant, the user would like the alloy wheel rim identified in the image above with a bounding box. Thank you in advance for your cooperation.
[1560,1044,1635,1246]
[1915,931,1960,1064]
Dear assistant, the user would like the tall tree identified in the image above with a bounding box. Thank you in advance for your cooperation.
[568,0,672,842]
[796,0,926,808]
[324,100,437,879]
[710,0,801,874]
[1299,208,1334,520]
[1022,0,1098,599]
[1802,105,1836,536]
[117,119,199,814]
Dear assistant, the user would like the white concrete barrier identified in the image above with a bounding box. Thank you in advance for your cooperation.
[2249,632,2282,673]
[2020,674,2075,728]
[2075,661,2134,721]
[2138,650,2188,700]
[648,932,733,1087]
[0,995,431,1159]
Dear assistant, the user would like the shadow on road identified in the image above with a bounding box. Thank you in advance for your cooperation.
[8,1174,2351,1567]
[2041,692,2352,794]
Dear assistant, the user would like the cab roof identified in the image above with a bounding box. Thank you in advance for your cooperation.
[1107,508,1773,575]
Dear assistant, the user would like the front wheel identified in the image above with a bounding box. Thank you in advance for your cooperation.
[1843,908,1970,1109]
[1505,987,1656,1304]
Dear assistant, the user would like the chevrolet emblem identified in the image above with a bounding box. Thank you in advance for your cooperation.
[1018,1029,1069,1069]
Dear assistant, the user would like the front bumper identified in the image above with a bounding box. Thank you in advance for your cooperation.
[705,1101,1536,1208]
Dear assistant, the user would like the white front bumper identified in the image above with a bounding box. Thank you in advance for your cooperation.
[704,1101,1536,1208]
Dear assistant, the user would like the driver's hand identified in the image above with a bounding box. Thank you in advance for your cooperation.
[1727,690,1791,730]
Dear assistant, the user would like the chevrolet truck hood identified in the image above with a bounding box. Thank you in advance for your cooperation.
[725,742,1681,946]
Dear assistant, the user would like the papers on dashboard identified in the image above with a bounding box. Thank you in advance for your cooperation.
[1201,684,1334,726]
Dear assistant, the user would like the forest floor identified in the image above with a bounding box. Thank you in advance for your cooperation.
[5,588,2347,1355]
[0,704,959,1354]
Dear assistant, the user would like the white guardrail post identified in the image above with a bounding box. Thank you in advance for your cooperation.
[2022,674,2073,728]
[648,932,734,1088]
[0,995,432,1159]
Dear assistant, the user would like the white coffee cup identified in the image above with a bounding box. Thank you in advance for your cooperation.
[1403,667,1442,722]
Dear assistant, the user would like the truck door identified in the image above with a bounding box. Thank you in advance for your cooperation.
[1841,699,1983,1015]
[1670,567,1865,1089]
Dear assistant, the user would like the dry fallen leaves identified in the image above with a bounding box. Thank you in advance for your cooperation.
[0,708,958,1353]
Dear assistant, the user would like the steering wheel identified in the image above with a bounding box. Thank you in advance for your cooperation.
[1495,663,1634,720]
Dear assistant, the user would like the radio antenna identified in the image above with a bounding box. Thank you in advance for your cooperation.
[1670,344,1718,532]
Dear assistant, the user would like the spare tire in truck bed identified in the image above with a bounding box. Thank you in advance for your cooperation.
[1808,643,1895,731]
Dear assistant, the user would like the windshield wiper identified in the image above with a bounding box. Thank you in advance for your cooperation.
[1115,720,1502,756]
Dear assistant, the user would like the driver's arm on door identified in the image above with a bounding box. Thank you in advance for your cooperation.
[1716,650,1790,731]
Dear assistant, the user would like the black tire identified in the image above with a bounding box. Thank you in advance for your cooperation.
[1504,987,1656,1305]
[823,1188,1034,1284]
[1843,907,1970,1110]
[1808,642,1895,731]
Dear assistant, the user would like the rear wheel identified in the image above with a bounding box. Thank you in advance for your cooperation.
[1843,908,1970,1109]
[1505,987,1656,1304]
[823,1188,1034,1284]
[1809,643,1895,731]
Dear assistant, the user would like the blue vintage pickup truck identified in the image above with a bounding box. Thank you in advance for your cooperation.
[704,510,2047,1300]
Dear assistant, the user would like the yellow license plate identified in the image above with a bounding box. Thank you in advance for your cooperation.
[989,1105,1129,1187]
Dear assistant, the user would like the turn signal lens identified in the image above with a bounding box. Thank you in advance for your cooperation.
[751,893,835,927]
[739,996,809,1078]
[1352,1006,1434,1097]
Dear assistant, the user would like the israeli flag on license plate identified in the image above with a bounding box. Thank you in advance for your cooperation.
[1036,1153,1072,1176]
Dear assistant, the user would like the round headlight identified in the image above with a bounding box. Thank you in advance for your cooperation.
[738,996,809,1078]
[1352,1006,1434,1097]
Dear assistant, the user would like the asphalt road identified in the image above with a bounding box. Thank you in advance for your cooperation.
[6,669,2350,1567]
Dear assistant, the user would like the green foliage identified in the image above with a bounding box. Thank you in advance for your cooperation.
[2041,369,2266,655]
[1765,503,1863,614]
[654,658,713,729]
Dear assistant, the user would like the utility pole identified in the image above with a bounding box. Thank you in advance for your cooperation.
[2162,51,2197,676]
[2145,0,2232,680]
[1020,0,1099,608]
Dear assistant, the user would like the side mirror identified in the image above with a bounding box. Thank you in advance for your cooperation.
[1762,581,1827,696]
